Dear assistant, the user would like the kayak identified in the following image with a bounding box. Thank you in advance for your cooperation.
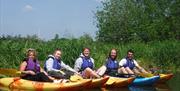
[158,74,173,83]
[0,77,91,91]
[86,76,109,88]
[130,76,160,86]
[105,77,135,87]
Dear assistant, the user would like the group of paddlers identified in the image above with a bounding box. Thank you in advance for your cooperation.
[19,48,149,83]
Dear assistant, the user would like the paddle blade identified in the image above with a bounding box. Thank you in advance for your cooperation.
[0,68,20,76]
[70,74,83,82]
[139,73,154,77]
[59,70,66,75]
[106,77,115,85]
[0,74,7,78]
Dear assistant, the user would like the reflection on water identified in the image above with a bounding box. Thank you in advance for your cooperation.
[155,84,172,91]
[167,73,180,91]
[102,87,129,91]
[0,84,176,91]
[0,73,179,91]
[0,84,175,91]
[129,86,156,91]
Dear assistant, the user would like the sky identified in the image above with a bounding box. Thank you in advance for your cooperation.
[0,0,104,40]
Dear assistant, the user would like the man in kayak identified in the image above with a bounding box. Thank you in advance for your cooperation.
[44,48,79,79]
[20,48,64,83]
[74,47,100,78]
[119,49,148,76]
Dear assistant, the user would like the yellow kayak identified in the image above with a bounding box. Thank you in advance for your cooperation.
[105,77,135,87]
[70,75,109,88]
[158,74,173,83]
[0,77,91,91]
[87,76,109,88]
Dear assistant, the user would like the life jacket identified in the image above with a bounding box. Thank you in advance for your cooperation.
[106,58,119,71]
[123,57,135,70]
[25,58,40,73]
[44,56,61,71]
[81,57,93,71]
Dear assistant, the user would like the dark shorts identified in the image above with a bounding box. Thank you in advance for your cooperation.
[21,72,53,82]
[105,70,119,77]
[48,70,74,79]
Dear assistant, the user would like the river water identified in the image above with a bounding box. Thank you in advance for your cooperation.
[0,73,179,91]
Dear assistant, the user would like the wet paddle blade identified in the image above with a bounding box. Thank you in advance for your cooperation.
[59,70,66,75]
[70,74,83,82]
[106,77,115,85]
[0,68,21,76]
[139,73,154,77]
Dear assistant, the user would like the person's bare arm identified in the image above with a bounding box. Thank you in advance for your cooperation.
[19,61,35,75]
[136,65,148,73]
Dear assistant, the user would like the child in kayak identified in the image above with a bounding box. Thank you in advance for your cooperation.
[44,48,79,79]
[119,49,148,76]
[19,48,65,83]
[74,48,100,78]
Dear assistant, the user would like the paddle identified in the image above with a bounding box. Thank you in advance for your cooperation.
[0,68,24,76]
[138,73,154,77]
[116,73,154,78]
[58,70,66,75]
[70,74,83,82]
[0,74,7,78]
[105,76,116,85]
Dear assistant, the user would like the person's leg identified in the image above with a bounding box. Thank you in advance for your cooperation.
[83,68,100,78]
[96,66,107,76]
[118,67,128,74]
[63,70,75,79]
[133,67,149,74]
[118,67,131,77]
[41,72,69,83]
[21,74,37,81]
[125,67,134,74]
[139,68,148,73]
[48,71,66,79]
[133,68,141,75]
[36,72,53,82]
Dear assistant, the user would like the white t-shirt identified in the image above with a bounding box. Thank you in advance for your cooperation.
[119,58,139,67]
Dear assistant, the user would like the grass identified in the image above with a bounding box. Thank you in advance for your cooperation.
[0,36,179,73]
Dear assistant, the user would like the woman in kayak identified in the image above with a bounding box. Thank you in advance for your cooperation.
[19,48,64,83]
[119,49,148,76]
[44,48,79,79]
[74,48,100,78]
[96,49,121,77]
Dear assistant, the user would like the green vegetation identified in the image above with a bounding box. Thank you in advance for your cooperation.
[0,0,179,73]
[95,0,179,43]
[0,35,179,73]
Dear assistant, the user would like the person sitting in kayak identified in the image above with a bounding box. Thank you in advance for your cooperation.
[20,48,63,83]
[74,47,100,78]
[44,48,79,79]
[96,49,120,77]
[119,49,148,76]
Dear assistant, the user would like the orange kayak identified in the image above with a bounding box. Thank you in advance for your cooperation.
[158,74,173,83]
[0,77,91,91]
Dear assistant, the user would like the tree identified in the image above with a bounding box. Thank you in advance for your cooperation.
[95,0,180,43]
[54,34,59,40]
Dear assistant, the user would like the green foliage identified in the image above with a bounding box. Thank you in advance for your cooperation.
[95,0,180,43]
[0,36,179,72]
